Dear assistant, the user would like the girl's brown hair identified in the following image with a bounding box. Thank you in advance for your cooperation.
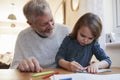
[69,12,102,40]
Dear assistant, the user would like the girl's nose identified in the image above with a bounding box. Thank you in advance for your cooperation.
[84,38,88,42]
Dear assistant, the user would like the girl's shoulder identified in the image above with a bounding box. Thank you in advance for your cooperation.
[62,36,77,46]
[90,40,101,48]
[63,36,71,42]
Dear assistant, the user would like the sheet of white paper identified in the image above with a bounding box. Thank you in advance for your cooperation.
[50,73,120,80]
[76,69,111,73]
[97,69,112,73]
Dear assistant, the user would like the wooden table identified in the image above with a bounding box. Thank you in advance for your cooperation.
[0,67,120,80]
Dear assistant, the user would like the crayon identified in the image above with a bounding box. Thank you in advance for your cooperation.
[32,71,54,77]
[42,72,59,79]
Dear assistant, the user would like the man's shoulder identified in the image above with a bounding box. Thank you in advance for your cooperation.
[55,23,68,27]
[18,27,32,37]
[54,23,71,32]
[20,27,31,33]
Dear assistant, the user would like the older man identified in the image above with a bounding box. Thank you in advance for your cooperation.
[10,0,70,72]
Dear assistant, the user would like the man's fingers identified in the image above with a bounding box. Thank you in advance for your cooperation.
[17,57,43,72]
[18,63,24,71]
[31,57,43,72]
[26,58,35,72]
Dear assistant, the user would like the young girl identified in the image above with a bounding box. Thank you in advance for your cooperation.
[55,13,111,74]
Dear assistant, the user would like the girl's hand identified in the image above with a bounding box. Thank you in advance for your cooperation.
[86,62,99,74]
[69,61,84,72]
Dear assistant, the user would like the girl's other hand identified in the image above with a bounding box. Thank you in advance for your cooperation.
[86,62,99,74]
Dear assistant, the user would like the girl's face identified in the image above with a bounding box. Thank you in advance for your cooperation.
[77,26,94,46]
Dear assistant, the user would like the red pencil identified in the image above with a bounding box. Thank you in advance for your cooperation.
[42,72,59,79]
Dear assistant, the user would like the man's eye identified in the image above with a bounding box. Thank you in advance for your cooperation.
[50,19,53,22]
[41,23,49,26]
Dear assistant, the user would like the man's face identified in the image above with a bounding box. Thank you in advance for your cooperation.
[30,11,54,37]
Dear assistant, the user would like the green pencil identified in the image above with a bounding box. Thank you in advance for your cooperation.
[32,71,54,77]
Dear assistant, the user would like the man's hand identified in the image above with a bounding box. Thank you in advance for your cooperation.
[17,57,43,72]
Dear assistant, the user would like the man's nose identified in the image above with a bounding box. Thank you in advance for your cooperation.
[48,22,54,29]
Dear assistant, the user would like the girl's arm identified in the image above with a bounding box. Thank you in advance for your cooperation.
[86,60,109,74]
[58,59,84,72]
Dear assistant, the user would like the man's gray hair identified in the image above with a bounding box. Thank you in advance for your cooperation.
[23,0,51,22]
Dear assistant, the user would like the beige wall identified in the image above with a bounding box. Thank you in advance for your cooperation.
[105,42,120,67]
[47,0,83,29]
[65,0,80,29]
[65,0,113,34]
[103,0,113,34]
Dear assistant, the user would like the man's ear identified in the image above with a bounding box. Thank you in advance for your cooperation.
[27,21,32,25]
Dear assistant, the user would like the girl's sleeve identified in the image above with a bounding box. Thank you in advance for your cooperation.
[92,41,112,67]
[55,36,69,64]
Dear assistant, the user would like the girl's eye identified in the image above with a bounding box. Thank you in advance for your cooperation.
[80,34,86,38]
[80,33,94,40]
[89,38,93,40]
